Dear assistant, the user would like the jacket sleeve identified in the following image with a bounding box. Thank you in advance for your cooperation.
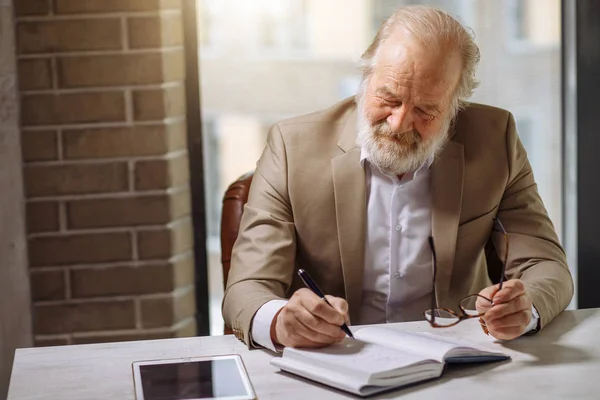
[221,123,296,347]
[493,112,574,329]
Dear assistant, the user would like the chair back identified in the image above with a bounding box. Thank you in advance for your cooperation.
[220,172,254,334]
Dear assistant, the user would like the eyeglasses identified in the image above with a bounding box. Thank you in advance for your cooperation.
[424,217,508,332]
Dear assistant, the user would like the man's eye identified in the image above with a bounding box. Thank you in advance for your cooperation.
[416,108,434,121]
[381,98,399,106]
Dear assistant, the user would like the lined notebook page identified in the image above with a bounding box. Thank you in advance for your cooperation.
[355,327,503,362]
[355,327,460,362]
[284,338,430,376]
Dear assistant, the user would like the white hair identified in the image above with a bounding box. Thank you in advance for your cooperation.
[358,5,480,114]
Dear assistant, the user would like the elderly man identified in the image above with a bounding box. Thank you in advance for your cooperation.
[222,6,573,350]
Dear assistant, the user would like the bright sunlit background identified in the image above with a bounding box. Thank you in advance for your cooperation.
[196,0,562,335]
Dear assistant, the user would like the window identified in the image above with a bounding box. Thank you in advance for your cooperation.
[197,0,563,334]
[373,0,470,36]
[201,118,221,240]
[506,0,561,50]
[338,75,363,100]
[257,0,309,52]
[373,0,404,34]
[515,117,534,156]
[197,0,221,52]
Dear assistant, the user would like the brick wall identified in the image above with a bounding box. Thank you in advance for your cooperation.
[15,0,196,346]
[1,0,32,394]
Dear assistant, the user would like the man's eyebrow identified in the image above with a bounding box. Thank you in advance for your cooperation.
[419,102,442,114]
[375,87,398,98]
[375,87,442,113]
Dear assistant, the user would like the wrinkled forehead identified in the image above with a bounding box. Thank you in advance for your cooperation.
[371,33,462,101]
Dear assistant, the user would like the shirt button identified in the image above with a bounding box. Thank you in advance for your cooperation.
[395,225,401,231]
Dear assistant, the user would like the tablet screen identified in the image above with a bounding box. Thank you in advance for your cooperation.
[135,356,254,400]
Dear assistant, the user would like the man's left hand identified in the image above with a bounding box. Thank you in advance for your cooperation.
[478,279,533,340]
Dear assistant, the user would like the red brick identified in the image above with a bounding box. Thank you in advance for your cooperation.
[175,318,197,337]
[21,92,126,126]
[173,254,194,288]
[63,125,172,160]
[128,15,184,49]
[14,0,50,16]
[21,130,58,162]
[57,51,184,88]
[18,59,53,90]
[29,232,132,267]
[137,218,192,260]
[55,0,181,14]
[140,288,195,328]
[34,300,136,334]
[26,201,59,233]
[30,269,66,301]
[132,85,186,121]
[71,263,174,298]
[67,195,171,229]
[170,189,191,220]
[134,154,189,191]
[166,122,187,151]
[17,19,122,54]
[25,163,129,197]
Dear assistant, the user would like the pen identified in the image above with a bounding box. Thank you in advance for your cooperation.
[297,269,354,339]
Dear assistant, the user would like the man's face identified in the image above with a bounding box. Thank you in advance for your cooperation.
[357,33,462,175]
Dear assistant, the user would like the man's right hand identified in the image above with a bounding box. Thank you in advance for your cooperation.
[270,288,349,348]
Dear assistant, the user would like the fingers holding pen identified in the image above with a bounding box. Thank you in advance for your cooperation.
[273,288,349,348]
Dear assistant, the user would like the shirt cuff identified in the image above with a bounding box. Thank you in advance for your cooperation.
[250,299,288,352]
[487,305,539,341]
[523,304,540,335]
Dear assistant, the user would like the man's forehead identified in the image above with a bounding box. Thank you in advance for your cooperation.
[371,69,452,102]
[373,44,460,100]
[376,86,442,112]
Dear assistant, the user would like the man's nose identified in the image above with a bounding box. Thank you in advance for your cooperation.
[386,105,413,132]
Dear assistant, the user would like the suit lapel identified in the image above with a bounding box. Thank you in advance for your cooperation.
[431,140,464,306]
[332,111,366,325]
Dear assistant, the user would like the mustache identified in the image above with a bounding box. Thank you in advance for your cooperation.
[371,122,422,145]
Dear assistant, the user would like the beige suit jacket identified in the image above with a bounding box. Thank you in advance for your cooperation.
[222,97,573,346]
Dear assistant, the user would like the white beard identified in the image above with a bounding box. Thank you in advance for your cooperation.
[356,90,452,176]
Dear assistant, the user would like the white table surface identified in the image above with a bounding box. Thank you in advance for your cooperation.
[8,308,600,399]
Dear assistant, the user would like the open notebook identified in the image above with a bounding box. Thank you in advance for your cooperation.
[270,326,509,397]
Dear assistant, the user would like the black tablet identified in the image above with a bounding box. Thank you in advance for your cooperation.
[132,355,256,400]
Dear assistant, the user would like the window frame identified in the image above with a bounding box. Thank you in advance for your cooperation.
[562,0,600,308]
[183,0,211,335]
